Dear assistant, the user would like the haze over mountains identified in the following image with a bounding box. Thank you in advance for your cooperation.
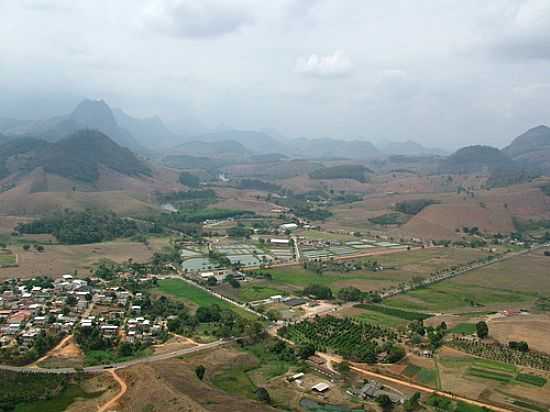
[1,98,550,190]
[0,99,447,160]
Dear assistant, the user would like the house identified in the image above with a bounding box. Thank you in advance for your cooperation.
[270,238,290,245]
[358,380,404,403]
[280,223,298,231]
[287,372,304,382]
[285,298,307,307]
[311,382,330,393]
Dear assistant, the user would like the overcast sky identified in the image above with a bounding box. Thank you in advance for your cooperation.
[1,0,550,149]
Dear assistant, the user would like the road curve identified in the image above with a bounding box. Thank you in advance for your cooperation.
[98,369,128,412]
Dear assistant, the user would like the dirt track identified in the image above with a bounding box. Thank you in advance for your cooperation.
[98,369,127,412]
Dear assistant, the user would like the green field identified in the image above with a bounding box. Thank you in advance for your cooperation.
[15,385,103,412]
[83,347,153,367]
[352,309,408,328]
[354,303,431,320]
[155,278,257,319]
[449,323,477,334]
[211,342,295,402]
[385,282,534,312]
[0,250,16,267]
[238,285,287,302]
[516,373,547,387]
[466,367,513,383]
[402,364,437,386]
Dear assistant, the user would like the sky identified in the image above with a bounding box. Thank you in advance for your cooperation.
[1,0,550,149]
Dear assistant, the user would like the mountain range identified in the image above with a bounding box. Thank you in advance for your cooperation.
[0,98,447,160]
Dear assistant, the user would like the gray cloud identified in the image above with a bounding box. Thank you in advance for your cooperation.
[141,0,252,38]
[0,0,549,150]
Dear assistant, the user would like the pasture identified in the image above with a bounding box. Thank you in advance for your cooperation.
[154,278,256,319]
[385,282,534,312]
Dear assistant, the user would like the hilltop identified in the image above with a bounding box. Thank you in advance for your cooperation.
[504,125,550,173]
[0,130,150,183]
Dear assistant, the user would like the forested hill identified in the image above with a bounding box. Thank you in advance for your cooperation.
[438,145,515,174]
[0,129,151,182]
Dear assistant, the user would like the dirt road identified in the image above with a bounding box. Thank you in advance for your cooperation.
[98,369,128,412]
[349,363,515,412]
[31,334,74,366]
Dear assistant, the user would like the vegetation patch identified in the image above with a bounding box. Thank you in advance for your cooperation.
[466,367,513,383]
[368,212,409,225]
[516,373,547,387]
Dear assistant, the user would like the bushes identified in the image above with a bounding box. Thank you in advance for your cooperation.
[395,199,436,215]
[303,284,333,300]
[369,212,408,225]
[16,209,143,244]
[0,370,67,410]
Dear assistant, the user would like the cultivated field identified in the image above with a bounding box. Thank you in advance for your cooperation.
[451,247,550,294]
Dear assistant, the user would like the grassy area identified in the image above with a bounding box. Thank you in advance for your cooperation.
[238,285,287,302]
[15,384,103,412]
[210,341,297,401]
[352,309,408,328]
[512,400,548,412]
[84,347,153,366]
[155,278,256,320]
[0,250,16,267]
[385,282,534,312]
[449,323,477,334]
[354,303,431,320]
[402,364,437,387]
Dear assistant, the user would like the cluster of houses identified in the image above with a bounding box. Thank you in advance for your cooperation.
[0,273,168,357]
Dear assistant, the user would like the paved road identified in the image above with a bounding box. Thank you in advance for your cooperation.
[0,339,230,375]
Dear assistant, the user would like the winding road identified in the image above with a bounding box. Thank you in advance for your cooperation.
[0,339,230,375]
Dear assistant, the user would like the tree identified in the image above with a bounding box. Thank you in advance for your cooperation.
[206,276,217,286]
[195,365,206,380]
[118,342,134,357]
[337,286,362,302]
[297,343,316,359]
[404,392,421,412]
[22,244,30,251]
[255,387,271,404]
[387,345,406,363]
[476,321,489,339]
[303,284,333,300]
[376,394,394,411]
[335,361,350,374]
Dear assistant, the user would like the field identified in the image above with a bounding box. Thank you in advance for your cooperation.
[0,237,172,280]
[385,282,534,312]
[154,278,256,319]
[435,347,550,410]
[452,247,550,294]
[0,249,16,267]
[489,314,550,354]
[263,247,487,296]
[449,323,477,334]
